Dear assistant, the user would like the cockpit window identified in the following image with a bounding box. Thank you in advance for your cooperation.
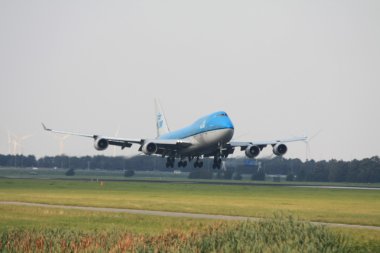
[217,113,228,117]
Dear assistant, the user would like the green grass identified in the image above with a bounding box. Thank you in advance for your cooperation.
[0,205,213,235]
[0,179,379,226]
[1,214,373,253]
[331,228,380,253]
[1,179,379,252]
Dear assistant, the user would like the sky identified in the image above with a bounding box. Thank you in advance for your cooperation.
[0,0,379,161]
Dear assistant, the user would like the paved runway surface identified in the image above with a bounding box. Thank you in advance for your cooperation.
[1,201,379,231]
[292,185,380,190]
[4,177,379,190]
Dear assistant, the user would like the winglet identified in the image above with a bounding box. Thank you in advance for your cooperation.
[41,123,51,131]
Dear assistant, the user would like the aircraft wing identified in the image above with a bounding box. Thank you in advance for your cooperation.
[42,123,192,153]
[229,136,307,149]
[42,123,143,148]
[139,138,193,156]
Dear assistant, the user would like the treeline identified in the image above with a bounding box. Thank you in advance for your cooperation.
[258,156,380,183]
[0,154,379,183]
[0,155,158,171]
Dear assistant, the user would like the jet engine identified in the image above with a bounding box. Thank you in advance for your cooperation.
[94,138,109,151]
[142,142,158,155]
[273,143,287,156]
[245,145,260,158]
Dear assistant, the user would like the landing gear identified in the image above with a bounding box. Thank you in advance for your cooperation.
[193,157,204,168]
[178,160,188,168]
[212,156,222,169]
[165,157,175,168]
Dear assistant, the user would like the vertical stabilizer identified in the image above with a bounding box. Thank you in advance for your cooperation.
[155,99,170,137]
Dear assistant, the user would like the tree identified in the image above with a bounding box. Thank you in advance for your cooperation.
[2,153,380,183]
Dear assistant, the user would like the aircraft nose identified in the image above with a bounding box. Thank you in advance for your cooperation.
[223,128,234,143]
[225,117,234,129]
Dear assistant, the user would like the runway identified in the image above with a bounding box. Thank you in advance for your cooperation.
[1,201,380,231]
[4,177,379,190]
[293,185,380,190]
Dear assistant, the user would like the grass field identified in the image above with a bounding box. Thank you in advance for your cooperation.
[0,204,214,235]
[1,204,379,252]
[1,178,380,252]
[0,178,379,226]
[4,212,374,253]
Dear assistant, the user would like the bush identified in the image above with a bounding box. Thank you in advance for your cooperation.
[65,168,75,176]
[124,170,135,177]
[286,173,295,181]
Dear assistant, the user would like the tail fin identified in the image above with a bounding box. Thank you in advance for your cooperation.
[155,99,170,137]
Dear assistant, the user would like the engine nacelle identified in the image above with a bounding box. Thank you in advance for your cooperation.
[273,143,287,156]
[245,145,260,158]
[142,142,158,155]
[94,138,109,151]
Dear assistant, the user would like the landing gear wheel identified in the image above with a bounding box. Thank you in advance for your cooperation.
[194,157,204,168]
[166,157,175,168]
[213,157,222,169]
[178,160,188,168]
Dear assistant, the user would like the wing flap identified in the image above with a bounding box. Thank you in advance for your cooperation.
[229,136,307,148]
[153,139,192,146]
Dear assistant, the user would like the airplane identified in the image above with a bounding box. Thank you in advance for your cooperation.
[42,101,306,169]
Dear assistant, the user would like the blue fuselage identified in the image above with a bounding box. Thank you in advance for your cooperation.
[159,111,235,156]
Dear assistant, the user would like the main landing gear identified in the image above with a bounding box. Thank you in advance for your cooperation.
[193,158,204,168]
[178,160,187,168]
[212,156,222,169]
[165,157,175,168]
[165,157,204,168]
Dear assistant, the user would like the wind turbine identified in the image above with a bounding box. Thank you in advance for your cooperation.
[8,132,33,155]
[54,134,70,155]
[7,131,12,154]
[304,130,322,161]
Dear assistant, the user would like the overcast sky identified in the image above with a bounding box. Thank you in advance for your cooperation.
[1,0,379,161]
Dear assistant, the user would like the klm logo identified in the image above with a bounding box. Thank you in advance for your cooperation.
[157,113,163,129]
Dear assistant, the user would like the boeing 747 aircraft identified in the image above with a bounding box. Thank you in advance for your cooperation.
[42,102,306,169]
